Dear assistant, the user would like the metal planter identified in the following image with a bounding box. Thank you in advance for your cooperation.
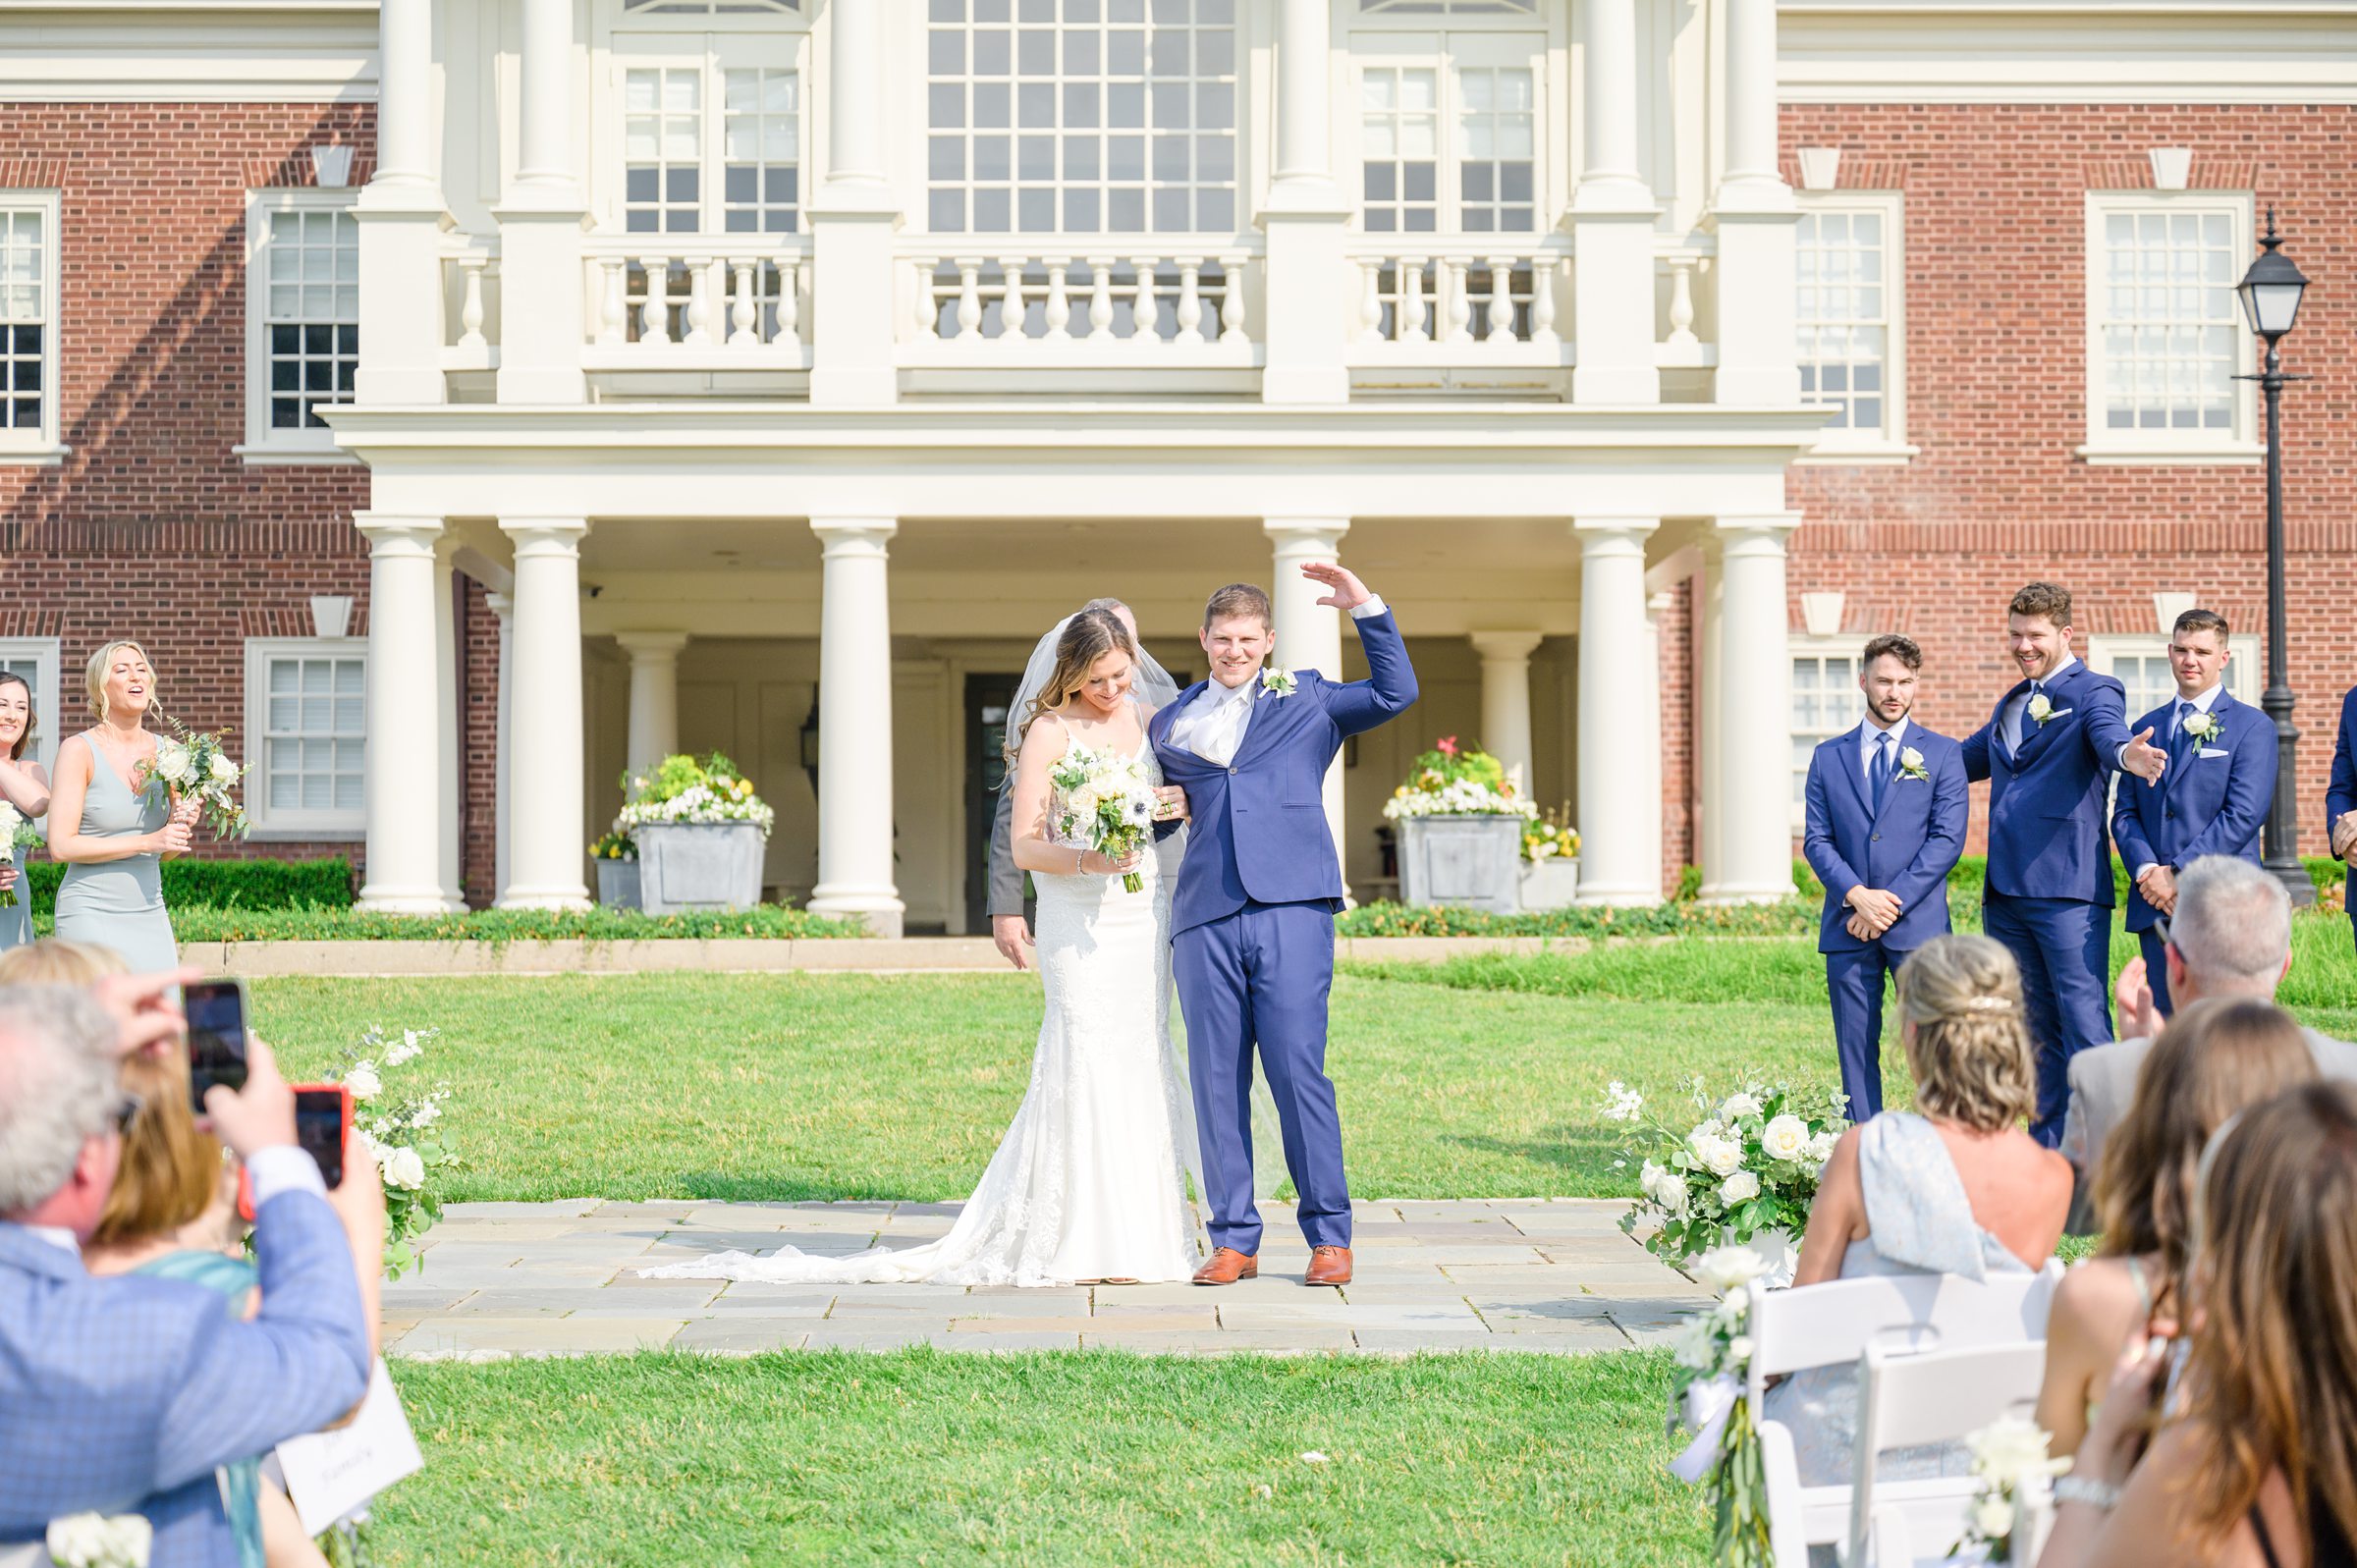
[594,858,641,910]
[1398,815,1525,914]
[636,822,764,915]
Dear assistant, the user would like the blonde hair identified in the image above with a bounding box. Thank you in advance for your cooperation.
[83,640,156,723]
[1010,608,1136,764]
[0,939,130,988]
[1896,934,2039,1134]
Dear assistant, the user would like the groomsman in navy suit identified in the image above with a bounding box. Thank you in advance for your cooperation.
[1961,582,2170,1146]
[2330,681,2357,955]
[1802,633,1969,1120]
[2111,608,2275,1018]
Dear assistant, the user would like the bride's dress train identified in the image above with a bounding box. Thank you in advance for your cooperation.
[641,777,1203,1288]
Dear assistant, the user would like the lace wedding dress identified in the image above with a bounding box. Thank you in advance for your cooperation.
[642,721,1204,1288]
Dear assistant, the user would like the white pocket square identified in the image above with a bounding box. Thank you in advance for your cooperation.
[2198,746,2229,759]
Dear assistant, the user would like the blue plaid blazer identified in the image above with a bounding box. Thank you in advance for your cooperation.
[0,1192,371,1565]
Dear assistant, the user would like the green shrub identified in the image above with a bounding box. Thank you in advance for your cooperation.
[1336,899,1816,940]
[24,856,354,910]
[156,903,862,943]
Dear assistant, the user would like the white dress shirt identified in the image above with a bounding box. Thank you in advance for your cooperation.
[2131,682,2225,881]
[2002,654,2079,751]
[1169,596,1390,767]
[1859,715,1910,777]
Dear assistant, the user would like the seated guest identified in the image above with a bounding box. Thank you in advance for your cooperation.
[0,985,376,1561]
[1766,933,2073,1485]
[2059,854,2357,1230]
[2034,999,2315,1459]
[2038,1081,2357,1567]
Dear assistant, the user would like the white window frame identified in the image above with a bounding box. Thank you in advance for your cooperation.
[610,32,809,237]
[0,190,64,464]
[1345,31,1548,238]
[240,189,359,463]
[2085,632,2262,718]
[1788,634,1871,834]
[0,638,63,775]
[2079,190,2260,466]
[242,636,367,840]
[1794,189,1912,464]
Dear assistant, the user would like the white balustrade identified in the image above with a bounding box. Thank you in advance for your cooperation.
[901,248,1258,358]
[1654,242,1718,369]
[437,238,500,371]
[1346,244,1566,356]
[582,240,813,361]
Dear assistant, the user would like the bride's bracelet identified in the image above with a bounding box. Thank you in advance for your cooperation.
[1073,846,1085,874]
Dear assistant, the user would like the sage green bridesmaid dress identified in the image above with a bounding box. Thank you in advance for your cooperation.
[53,733,179,972]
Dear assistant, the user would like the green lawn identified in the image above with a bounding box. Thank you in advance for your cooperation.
[376,1349,1701,1567]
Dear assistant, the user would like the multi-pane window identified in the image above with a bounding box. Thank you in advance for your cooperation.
[1354,44,1538,234]
[246,641,365,834]
[2090,200,2244,440]
[0,199,56,449]
[1796,201,1896,439]
[1360,67,1437,233]
[1791,646,1867,818]
[2091,635,2257,720]
[723,69,801,233]
[625,68,704,233]
[620,55,802,235]
[624,0,797,12]
[260,207,357,434]
[925,0,1239,236]
[1454,66,1534,232]
[1359,0,1536,12]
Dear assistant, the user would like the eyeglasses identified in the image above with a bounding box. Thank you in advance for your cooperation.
[112,1093,144,1135]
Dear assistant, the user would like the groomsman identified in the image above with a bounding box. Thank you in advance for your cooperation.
[2111,608,2275,1018]
[1961,582,2169,1147]
[2330,680,2357,955]
[1802,633,1968,1120]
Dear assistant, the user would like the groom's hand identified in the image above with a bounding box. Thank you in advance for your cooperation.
[2121,727,2167,784]
[1299,562,1373,612]
[992,914,1034,972]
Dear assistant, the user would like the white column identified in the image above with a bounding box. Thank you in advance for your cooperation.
[494,0,587,405]
[1265,519,1352,898]
[824,0,888,194]
[373,0,434,189]
[618,631,687,782]
[486,590,515,906]
[1259,0,1350,405]
[1272,0,1338,198]
[1698,548,1728,899]
[1573,517,1662,905]
[1639,591,1672,907]
[1709,0,1801,405]
[353,0,447,406]
[1569,0,1660,405]
[808,0,902,406]
[356,514,462,914]
[516,0,576,192]
[1709,513,1800,904]
[432,545,464,908]
[496,518,591,910]
[808,518,904,936]
[1470,632,1543,793]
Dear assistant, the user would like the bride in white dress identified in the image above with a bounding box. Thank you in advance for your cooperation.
[642,607,1205,1287]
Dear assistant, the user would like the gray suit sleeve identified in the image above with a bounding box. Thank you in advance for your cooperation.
[2059,1055,2110,1236]
[987,783,1026,919]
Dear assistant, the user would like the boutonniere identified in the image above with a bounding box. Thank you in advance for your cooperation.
[2181,710,2222,743]
[2027,693,2056,727]
[1897,746,1930,783]
[1260,669,1296,698]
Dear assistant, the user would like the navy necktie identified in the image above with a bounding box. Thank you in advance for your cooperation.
[1869,730,1893,813]
[2174,700,2198,763]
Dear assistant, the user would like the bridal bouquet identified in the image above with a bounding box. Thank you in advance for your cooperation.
[1604,1075,1846,1275]
[139,719,248,839]
[1667,1245,1776,1568]
[0,800,41,907]
[1049,741,1158,893]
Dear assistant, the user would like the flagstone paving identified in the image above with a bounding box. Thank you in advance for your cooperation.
[382,1198,1708,1362]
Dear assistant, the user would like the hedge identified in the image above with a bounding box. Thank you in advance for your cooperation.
[1792,854,2345,907]
[31,903,861,943]
[22,856,355,911]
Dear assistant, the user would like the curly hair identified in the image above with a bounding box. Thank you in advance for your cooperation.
[1896,934,2039,1133]
[2007,582,2074,627]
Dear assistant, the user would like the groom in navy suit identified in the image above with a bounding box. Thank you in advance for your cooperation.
[2111,608,2275,1017]
[1152,567,1416,1287]
[1962,582,2169,1146]
[1802,633,1968,1121]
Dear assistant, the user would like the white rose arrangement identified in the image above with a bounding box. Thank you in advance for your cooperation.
[1665,1244,1775,1567]
[1602,1075,1850,1274]
[0,800,43,907]
[1950,1415,2070,1563]
[330,1026,459,1278]
[45,1513,152,1568]
[1381,736,1539,824]
[614,753,776,838]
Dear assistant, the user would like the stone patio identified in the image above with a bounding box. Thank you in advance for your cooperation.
[383,1197,1708,1361]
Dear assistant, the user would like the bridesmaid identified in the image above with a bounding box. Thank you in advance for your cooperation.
[49,640,193,973]
[0,672,53,950]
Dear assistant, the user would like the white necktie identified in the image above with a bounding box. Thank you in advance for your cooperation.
[1181,683,1254,768]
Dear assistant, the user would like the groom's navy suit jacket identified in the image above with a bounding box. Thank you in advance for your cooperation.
[1801,724,1968,955]
[1960,661,2132,906]
[1150,609,1418,935]
[2110,688,2274,936]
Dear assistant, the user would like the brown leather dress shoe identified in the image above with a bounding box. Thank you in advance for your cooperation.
[1304,1246,1352,1287]
[1192,1248,1258,1285]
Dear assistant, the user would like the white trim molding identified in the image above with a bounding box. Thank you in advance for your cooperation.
[243,634,369,841]
[0,5,377,103]
[1795,189,1908,463]
[0,190,64,462]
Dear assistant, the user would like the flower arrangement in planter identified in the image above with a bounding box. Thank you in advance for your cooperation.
[615,752,778,837]
[617,753,775,915]
[1521,806,1579,862]
[1602,1075,1847,1282]
[588,825,639,909]
[1382,737,1537,913]
[1518,803,1581,910]
[1379,735,1539,823]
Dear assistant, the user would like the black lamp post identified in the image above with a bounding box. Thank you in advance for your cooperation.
[2233,208,2316,906]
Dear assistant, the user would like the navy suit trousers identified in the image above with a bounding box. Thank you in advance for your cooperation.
[2138,927,2175,1019]
[1826,945,1911,1122]
[1173,900,1350,1254]
[1983,892,2112,1147]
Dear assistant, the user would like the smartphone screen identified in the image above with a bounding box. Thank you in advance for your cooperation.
[294,1088,347,1188]
[184,979,249,1111]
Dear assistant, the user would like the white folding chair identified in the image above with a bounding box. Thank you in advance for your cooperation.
[1847,1339,2048,1566]
[1749,1263,2062,1564]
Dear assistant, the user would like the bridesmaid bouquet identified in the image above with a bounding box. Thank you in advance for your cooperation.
[140,721,248,839]
[0,801,39,907]
[1049,742,1159,892]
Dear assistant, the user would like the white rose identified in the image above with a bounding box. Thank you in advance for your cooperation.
[1900,745,1926,773]
[1696,1134,1744,1178]
[1804,1131,1840,1166]
[2028,692,2054,723]
[1759,1114,1809,1163]
[1697,1245,1768,1292]
[1719,1093,1764,1123]
[1966,1415,2056,1484]
[342,1064,381,1102]
[384,1146,426,1190]
[1719,1170,1760,1206]
[1655,1172,1689,1216]
[1727,1334,1754,1366]
[208,751,239,784]
[1973,1491,2015,1541]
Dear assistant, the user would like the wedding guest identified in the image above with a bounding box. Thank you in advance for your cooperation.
[2111,610,2275,1018]
[2330,679,2355,957]
[0,671,52,952]
[2038,1081,2357,1567]
[48,641,195,974]
[1765,933,2072,1484]
[2059,855,2357,1230]
[0,985,375,1561]
[2034,999,2315,1459]
[1960,583,2169,1148]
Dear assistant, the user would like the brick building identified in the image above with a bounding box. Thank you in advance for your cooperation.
[0,1,2347,932]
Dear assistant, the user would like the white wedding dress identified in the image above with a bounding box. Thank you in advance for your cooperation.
[642,716,1204,1288]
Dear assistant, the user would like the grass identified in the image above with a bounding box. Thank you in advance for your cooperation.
[374,1349,1702,1567]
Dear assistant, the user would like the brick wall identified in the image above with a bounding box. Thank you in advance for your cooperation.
[0,104,379,874]
[1778,103,2357,859]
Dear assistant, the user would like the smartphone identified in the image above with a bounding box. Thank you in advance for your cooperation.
[184,977,250,1112]
[292,1084,353,1188]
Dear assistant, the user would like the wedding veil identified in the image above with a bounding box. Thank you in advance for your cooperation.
[1005,608,1180,765]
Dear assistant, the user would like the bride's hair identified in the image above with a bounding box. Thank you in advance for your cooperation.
[1012,608,1136,764]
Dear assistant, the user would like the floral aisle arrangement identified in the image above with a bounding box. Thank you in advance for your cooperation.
[1522,804,1579,862]
[1667,1245,1777,1568]
[137,717,248,839]
[1048,741,1159,893]
[328,1026,458,1279]
[1603,1076,1846,1275]
[588,826,635,862]
[44,1512,152,1568]
[1380,735,1540,823]
[614,752,777,838]
[0,801,42,907]
[1949,1416,2069,1563]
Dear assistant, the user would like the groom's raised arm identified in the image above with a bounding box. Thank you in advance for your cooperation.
[1327,604,1418,737]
